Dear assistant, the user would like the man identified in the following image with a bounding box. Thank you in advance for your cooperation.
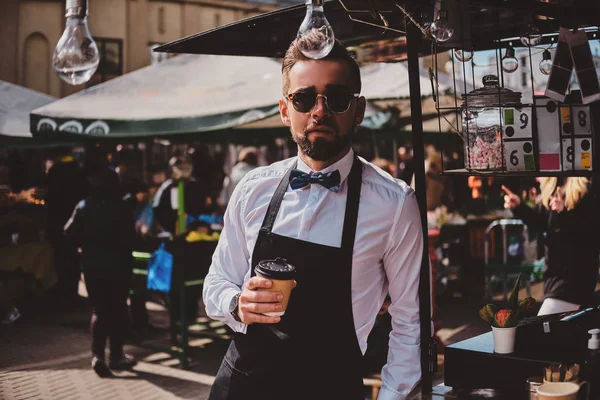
[203,31,423,400]
[46,147,87,307]
[152,156,208,236]
[219,146,259,207]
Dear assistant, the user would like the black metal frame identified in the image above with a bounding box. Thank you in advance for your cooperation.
[433,31,597,178]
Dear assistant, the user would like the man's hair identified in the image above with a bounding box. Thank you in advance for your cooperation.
[282,30,361,95]
[237,146,258,165]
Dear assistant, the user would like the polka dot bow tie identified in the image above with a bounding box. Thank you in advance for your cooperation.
[289,169,341,192]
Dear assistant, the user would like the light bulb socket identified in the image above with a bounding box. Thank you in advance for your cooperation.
[504,46,515,58]
[65,0,88,18]
[305,0,324,6]
[542,49,552,60]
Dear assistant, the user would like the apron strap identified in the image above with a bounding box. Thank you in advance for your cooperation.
[259,160,297,235]
[340,157,362,259]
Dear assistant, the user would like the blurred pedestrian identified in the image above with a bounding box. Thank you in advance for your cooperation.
[503,177,599,315]
[397,144,414,184]
[46,147,87,307]
[153,156,210,237]
[370,157,395,176]
[64,168,137,377]
[219,146,258,207]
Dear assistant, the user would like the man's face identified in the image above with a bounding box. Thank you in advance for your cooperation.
[279,59,366,162]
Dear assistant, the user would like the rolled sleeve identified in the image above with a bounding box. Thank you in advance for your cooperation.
[380,188,423,398]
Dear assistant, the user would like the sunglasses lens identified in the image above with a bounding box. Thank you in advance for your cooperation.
[292,93,316,113]
[327,92,353,113]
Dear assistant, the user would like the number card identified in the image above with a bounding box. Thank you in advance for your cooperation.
[504,141,536,172]
[560,105,592,136]
[535,96,562,171]
[572,106,591,135]
[562,137,593,170]
[503,107,532,139]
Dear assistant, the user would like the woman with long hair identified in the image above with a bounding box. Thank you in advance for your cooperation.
[503,177,599,316]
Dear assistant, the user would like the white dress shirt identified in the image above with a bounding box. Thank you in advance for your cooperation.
[203,149,423,400]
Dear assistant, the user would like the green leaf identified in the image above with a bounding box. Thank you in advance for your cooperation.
[508,273,522,312]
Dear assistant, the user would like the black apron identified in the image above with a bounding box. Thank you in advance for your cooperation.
[209,157,365,400]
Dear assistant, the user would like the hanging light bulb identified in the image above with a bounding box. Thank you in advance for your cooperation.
[430,9,454,43]
[296,0,335,60]
[539,49,553,75]
[501,46,519,73]
[520,23,543,47]
[455,49,473,62]
[52,0,99,85]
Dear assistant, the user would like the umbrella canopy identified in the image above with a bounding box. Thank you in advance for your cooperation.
[30,52,451,142]
[0,81,59,146]
[30,54,284,141]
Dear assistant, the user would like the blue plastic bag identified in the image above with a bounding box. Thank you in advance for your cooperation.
[146,242,173,292]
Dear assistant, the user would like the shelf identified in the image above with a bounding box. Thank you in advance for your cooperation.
[442,168,593,177]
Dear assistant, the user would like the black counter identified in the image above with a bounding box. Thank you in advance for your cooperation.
[445,331,584,398]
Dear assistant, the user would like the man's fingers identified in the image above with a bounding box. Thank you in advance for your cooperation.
[556,186,562,197]
[246,276,272,290]
[245,290,283,303]
[240,301,282,315]
[501,185,514,196]
[242,312,281,325]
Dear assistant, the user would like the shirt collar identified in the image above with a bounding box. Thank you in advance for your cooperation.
[296,148,354,186]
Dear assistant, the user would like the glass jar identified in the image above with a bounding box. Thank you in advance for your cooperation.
[461,75,522,171]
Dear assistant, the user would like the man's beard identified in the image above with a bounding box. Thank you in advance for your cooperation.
[292,129,353,161]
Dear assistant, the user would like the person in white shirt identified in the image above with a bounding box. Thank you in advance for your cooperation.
[219,146,259,207]
[204,30,423,400]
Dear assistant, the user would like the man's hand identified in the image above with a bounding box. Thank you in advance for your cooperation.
[501,185,521,210]
[237,277,296,325]
[549,186,565,213]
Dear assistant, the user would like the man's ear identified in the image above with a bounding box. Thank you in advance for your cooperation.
[354,96,367,126]
[279,99,291,127]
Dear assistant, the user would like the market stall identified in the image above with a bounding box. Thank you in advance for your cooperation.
[153,0,600,398]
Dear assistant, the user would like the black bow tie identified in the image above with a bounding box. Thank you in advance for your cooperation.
[289,169,341,192]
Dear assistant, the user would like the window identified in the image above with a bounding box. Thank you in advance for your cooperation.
[214,13,221,28]
[86,38,123,87]
[521,71,528,87]
[158,7,166,34]
[520,57,527,67]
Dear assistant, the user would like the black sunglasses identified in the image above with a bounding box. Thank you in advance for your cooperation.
[285,91,360,114]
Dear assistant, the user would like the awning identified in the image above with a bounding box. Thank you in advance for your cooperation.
[0,81,63,146]
[30,54,284,141]
[30,52,452,142]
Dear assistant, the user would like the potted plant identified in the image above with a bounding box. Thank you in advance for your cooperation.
[479,273,536,353]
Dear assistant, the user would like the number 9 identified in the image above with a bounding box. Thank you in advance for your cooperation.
[519,113,529,129]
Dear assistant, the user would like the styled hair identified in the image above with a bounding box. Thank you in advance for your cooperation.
[237,146,258,165]
[539,177,589,211]
[282,30,361,95]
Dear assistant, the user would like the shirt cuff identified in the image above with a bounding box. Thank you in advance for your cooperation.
[221,290,247,334]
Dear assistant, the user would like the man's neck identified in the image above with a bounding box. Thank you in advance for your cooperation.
[298,145,351,172]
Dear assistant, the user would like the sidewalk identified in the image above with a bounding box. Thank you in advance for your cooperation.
[0,292,226,400]
[1,280,535,400]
